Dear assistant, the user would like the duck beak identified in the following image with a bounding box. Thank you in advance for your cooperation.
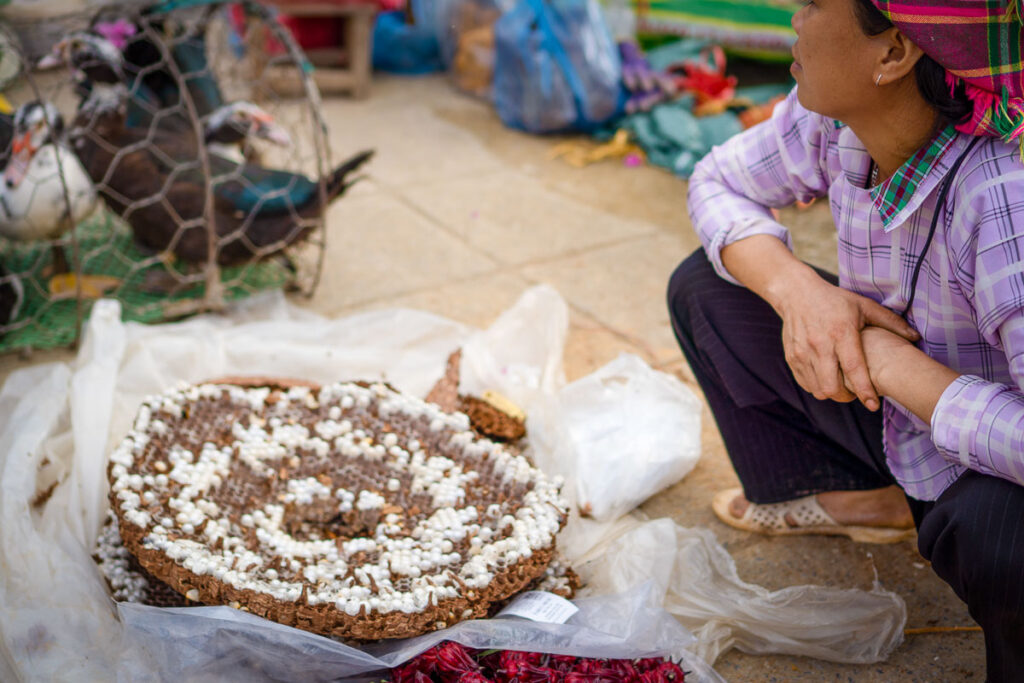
[4,132,35,189]
[37,40,68,70]
[252,113,292,147]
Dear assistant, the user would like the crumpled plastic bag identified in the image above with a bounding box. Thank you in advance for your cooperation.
[558,353,701,521]
[115,582,717,682]
[580,518,907,665]
[458,283,569,406]
[456,289,702,524]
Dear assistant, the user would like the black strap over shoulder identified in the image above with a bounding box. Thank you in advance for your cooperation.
[900,136,982,319]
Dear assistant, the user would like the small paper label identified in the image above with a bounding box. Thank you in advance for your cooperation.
[496,591,579,624]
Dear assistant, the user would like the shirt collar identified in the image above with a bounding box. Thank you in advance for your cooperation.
[869,124,960,232]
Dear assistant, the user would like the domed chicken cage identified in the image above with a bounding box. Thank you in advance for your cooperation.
[0,0,368,354]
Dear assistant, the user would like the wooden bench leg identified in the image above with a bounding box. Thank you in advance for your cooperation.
[344,11,373,99]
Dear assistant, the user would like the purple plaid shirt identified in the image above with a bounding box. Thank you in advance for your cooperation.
[689,87,1024,501]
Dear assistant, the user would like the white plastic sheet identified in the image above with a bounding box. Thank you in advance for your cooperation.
[0,286,907,682]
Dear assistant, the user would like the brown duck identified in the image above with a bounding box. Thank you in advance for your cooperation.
[48,32,373,266]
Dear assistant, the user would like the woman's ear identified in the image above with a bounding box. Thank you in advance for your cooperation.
[876,28,926,85]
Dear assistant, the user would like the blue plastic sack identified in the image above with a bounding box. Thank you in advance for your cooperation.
[373,12,444,74]
[493,0,624,133]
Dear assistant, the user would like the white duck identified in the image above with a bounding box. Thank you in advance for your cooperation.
[0,101,97,274]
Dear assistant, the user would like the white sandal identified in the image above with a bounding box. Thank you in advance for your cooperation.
[711,487,915,544]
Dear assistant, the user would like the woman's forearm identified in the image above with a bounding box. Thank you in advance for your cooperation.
[869,338,961,422]
[720,235,824,313]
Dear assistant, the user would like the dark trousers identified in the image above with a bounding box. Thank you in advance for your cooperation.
[667,249,1024,681]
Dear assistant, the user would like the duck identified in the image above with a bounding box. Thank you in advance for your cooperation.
[0,101,98,275]
[46,34,374,267]
[98,17,292,166]
[43,32,291,162]
[203,101,292,165]
[101,5,224,129]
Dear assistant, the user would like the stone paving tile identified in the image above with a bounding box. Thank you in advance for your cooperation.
[318,81,507,188]
[522,233,697,366]
[427,95,690,237]
[399,169,658,266]
[360,270,534,330]
[310,193,498,316]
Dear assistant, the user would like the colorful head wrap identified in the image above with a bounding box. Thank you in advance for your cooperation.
[872,0,1024,146]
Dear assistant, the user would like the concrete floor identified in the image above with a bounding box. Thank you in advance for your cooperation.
[0,73,986,680]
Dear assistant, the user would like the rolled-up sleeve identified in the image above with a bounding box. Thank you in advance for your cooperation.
[931,375,1024,485]
[931,164,1024,486]
[687,87,833,284]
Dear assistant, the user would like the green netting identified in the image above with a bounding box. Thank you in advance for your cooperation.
[0,211,292,355]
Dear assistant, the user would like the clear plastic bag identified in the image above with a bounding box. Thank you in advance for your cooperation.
[580,518,908,665]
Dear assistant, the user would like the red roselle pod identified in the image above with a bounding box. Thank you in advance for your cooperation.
[436,642,481,675]
[456,673,493,683]
[634,657,666,673]
[564,673,616,683]
[546,654,578,673]
[390,667,433,683]
[499,650,544,667]
[605,659,639,679]
[501,663,559,683]
[651,661,686,680]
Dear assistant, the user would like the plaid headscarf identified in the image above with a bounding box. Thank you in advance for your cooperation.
[872,0,1024,146]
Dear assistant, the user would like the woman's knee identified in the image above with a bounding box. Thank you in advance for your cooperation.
[920,475,1024,613]
[668,249,714,303]
[667,249,717,333]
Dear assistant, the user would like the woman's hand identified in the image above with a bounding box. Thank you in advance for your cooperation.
[847,325,960,423]
[719,235,919,410]
[772,269,920,410]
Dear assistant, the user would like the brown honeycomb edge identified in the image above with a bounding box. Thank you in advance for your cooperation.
[108,376,563,640]
[114,512,560,641]
[457,395,526,442]
[424,351,527,442]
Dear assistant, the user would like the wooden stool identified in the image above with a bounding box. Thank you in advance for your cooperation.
[256,1,377,99]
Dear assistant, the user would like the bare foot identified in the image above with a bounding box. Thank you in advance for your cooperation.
[728,486,913,529]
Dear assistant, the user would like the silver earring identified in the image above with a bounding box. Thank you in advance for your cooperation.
[875,74,883,86]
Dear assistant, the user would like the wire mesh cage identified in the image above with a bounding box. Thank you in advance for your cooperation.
[0,0,370,355]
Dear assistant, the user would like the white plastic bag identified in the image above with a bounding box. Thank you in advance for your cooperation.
[458,283,569,406]
[580,518,907,665]
[457,294,702,523]
[560,353,702,521]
